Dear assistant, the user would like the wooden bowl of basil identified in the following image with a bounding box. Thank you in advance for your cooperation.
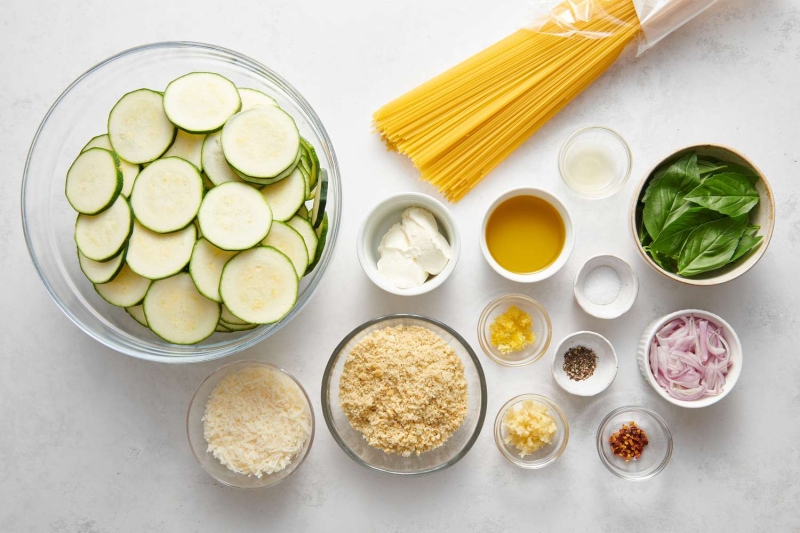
[631,145,775,285]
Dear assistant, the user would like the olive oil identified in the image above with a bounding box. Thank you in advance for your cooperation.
[485,195,565,274]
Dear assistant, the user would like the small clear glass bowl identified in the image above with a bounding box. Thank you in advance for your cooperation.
[494,394,569,469]
[186,360,315,489]
[477,294,552,366]
[21,42,341,363]
[321,315,487,476]
[596,406,673,481]
[558,126,632,199]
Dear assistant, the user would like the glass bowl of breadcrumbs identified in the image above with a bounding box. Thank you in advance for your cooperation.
[321,314,488,476]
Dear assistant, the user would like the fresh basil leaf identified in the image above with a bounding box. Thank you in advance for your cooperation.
[643,153,701,239]
[646,247,678,272]
[642,166,669,203]
[697,159,726,175]
[685,172,760,217]
[730,234,763,263]
[744,224,760,237]
[720,162,759,185]
[649,207,724,257]
[677,215,748,277]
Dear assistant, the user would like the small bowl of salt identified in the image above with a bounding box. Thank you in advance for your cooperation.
[574,255,638,319]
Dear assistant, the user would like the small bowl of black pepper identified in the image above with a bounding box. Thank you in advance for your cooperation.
[551,331,617,396]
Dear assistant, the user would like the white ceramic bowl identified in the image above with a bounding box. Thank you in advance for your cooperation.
[552,331,617,396]
[357,192,460,296]
[637,309,743,408]
[480,188,575,283]
[574,255,639,319]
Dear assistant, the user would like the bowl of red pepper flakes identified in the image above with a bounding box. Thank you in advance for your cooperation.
[596,406,672,481]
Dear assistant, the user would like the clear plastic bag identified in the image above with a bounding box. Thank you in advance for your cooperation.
[529,0,719,55]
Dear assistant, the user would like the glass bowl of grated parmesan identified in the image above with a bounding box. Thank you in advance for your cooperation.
[321,314,488,476]
[187,360,315,489]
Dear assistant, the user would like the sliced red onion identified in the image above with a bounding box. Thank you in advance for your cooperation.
[649,314,732,401]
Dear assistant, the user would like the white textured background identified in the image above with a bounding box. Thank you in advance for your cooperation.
[2,0,800,531]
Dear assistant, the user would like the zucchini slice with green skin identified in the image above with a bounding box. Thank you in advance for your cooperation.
[286,215,318,269]
[163,130,206,170]
[238,87,278,111]
[220,246,298,324]
[65,148,122,215]
[130,157,203,233]
[81,134,140,197]
[220,321,258,332]
[197,182,272,250]
[75,194,133,262]
[95,264,151,307]
[262,221,308,277]
[143,272,221,344]
[221,107,300,179]
[78,247,126,284]
[220,304,248,325]
[299,137,319,191]
[308,212,328,272]
[296,204,310,221]
[126,304,148,326]
[163,72,241,133]
[202,131,245,186]
[215,323,232,333]
[189,237,236,303]
[260,168,306,222]
[126,221,196,280]
[311,168,328,228]
[108,89,176,164]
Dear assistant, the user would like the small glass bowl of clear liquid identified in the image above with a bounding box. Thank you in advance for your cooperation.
[558,126,632,199]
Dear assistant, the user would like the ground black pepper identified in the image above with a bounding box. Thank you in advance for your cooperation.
[563,345,598,381]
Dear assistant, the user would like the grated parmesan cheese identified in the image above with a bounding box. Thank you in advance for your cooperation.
[202,366,311,478]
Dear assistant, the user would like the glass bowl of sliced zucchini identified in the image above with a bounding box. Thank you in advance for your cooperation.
[21,42,339,362]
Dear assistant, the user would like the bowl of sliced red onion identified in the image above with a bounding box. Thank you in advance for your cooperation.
[637,309,742,408]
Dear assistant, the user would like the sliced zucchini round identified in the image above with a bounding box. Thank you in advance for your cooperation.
[95,264,151,307]
[143,273,221,344]
[197,182,272,250]
[262,221,308,277]
[238,87,278,111]
[189,237,236,302]
[220,321,258,332]
[163,72,241,133]
[215,323,232,333]
[65,148,122,215]
[108,89,176,164]
[221,107,300,179]
[219,247,298,324]
[74,195,133,262]
[130,157,203,233]
[78,247,126,284]
[81,134,141,196]
[162,130,206,170]
[296,204,310,221]
[311,168,328,228]
[299,137,319,191]
[308,212,329,272]
[126,221,196,279]
[201,131,244,186]
[260,167,306,222]
[220,304,248,325]
[126,304,148,327]
[286,215,318,270]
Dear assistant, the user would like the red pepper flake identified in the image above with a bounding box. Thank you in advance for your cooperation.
[609,421,649,461]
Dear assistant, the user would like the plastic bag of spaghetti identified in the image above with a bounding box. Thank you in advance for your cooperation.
[529,0,719,55]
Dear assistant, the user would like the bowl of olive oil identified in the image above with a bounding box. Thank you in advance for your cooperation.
[480,188,574,283]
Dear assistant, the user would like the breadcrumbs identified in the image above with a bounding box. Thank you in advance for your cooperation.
[339,325,468,457]
[489,305,535,354]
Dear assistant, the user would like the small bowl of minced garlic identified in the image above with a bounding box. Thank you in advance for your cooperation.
[494,394,569,469]
[477,294,552,366]
[357,192,460,296]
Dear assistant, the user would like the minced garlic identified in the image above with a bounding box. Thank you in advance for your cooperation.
[489,305,535,354]
[502,400,556,457]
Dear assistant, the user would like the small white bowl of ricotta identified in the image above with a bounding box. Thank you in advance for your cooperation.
[357,192,460,296]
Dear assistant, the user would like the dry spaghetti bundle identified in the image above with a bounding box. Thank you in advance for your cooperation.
[374,0,716,201]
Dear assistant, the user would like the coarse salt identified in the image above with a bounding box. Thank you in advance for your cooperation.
[583,265,621,306]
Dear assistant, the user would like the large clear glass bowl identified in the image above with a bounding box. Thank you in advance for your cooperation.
[321,315,488,476]
[21,42,341,363]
